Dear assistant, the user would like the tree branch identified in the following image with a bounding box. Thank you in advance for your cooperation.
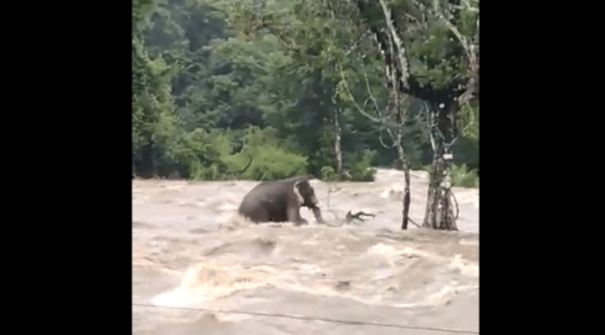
[337,64,383,123]
[431,0,479,74]
[377,0,411,91]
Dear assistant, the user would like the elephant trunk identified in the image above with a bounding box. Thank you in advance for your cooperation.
[311,207,325,224]
[306,196,324,224]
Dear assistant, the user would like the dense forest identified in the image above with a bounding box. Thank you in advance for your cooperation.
[132,0,479,190]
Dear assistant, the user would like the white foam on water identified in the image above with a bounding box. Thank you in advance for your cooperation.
[152,261,281,308]
[449,254,479,277]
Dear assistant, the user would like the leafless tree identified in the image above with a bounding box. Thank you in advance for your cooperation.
[337,64,419,229]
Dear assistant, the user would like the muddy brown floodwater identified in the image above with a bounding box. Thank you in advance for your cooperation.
[132,169,479,335]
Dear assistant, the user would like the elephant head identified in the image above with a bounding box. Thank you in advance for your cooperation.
[292,178,324,224]
[293,179,319,207]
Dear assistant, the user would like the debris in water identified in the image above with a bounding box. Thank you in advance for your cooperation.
[336,280,350,289]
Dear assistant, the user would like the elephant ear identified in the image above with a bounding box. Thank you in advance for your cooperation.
[293,181,305,205]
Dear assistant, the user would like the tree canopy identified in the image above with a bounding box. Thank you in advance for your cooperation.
[132,0,479,187]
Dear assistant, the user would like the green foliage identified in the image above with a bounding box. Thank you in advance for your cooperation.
[422,163,478,188]
[452,103,479,172]
[345,150,378,182]
[233,126,309,180]
[458,103,479,141]
[171,128,233,179]
[320,166,338,181]
[148,125,309,181]
[132,2,184,177]
[132,0,478,182]
[240,147,308,181]
[450,164,479,188]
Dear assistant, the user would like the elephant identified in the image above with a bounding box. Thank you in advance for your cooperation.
[238,175,325,225]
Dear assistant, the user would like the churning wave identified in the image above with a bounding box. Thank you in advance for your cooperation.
[133,169,479,334]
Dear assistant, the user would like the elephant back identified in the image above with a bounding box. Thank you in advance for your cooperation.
[277,175,314,184]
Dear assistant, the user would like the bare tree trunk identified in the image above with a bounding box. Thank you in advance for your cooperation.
[394,128,412,230]
[336,64,414,229]
[438,156,457,230]
[422,105,458,231]
[422,157,457,230]
[382,63,413,230]
[334,108,344,178]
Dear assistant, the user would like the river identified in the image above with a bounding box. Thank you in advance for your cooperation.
[132,169,479,334]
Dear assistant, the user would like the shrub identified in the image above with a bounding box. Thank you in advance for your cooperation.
[171,128,234,180]
[451,163,479,188]
[235,146,307,180]
[320,166,338,181]
[230,126,309,180]
[345,149,377,182]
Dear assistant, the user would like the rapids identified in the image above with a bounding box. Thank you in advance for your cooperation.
[132,169,479,334]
